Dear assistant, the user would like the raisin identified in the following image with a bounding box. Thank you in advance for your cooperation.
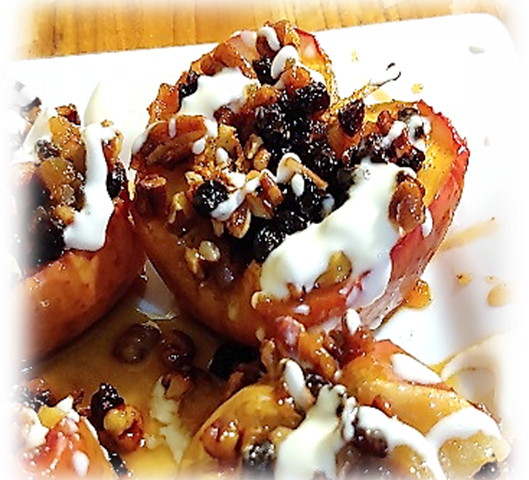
[306,147,339,183]
[208,342,259,380]
[474,462,501,480]
[2,270,19,295]
[276,208,307,235]
[0,130,23,174]
[107,450,129,478]
[28,209,65,268]
[160,330,197,372]
[192,180,229,216]
[396,147,425,172]
[242,439,275,475]
[352,421,388,458]
[113,322,161,364]
[13,384,55,412]
[90,383,125,431]
[252,224,285,262]
[296,178,324,223]
[107,163,127,199]
[252,57,275,85]
[255,102,290,147]
[291,82,330,116]
[338,99,365,137]
[178,70,200,101]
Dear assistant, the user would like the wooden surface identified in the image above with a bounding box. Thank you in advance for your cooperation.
[17,0,503,59]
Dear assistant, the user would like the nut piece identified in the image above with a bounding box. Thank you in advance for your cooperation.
[201,418,241,463]
[103,404,144,453]
[135,174,168,217]
[389,172,426,234]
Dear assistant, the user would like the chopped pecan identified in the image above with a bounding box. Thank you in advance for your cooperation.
[134,174,167,217]
[389,172,426,234]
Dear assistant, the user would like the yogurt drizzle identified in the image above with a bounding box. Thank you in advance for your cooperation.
[260,160,412,307]
[63,123,116,251]
[280,360,504,480]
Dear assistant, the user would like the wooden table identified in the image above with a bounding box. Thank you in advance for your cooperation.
[18,0,503,59]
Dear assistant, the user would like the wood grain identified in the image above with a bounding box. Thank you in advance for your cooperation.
[17,0,501,59]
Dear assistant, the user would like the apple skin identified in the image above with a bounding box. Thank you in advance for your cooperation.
[2,417,117,480]
[16,194,145,361]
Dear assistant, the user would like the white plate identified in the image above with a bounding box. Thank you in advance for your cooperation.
[10,12,527,440]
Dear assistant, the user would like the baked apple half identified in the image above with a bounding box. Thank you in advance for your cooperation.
[131,20,469,346]
[10,95,144,360]
[13,380,117,479]
[179,314,509,479]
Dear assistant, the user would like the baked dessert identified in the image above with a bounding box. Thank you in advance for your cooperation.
[13,380,117,479]
[179,313,510,479]
[131,20,469,346]
[10,88,144,359]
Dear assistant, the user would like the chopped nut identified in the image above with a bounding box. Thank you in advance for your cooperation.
[201,419,241,462]
[226,204,252,239]
[244,134,264,160]
[103,404,144,453]
[389,172,426,234]
[161,372,194,400]
[199,240,221,262]
[253,147,271,171]
[135,174,168,217]
[185,247,204,278]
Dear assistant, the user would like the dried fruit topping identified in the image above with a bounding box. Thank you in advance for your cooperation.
[209,342,260,380]
[160,329,197,372]
[12,379,56,412]
[113,322,162,364]
[338,99,365,137]
[242,439,276,475]
[193,180,230,216]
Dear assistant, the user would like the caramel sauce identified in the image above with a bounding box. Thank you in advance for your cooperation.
[487,282,512,307]
[411,83,424,94]
[403,278,432,309]
[28,276,223,478]
[440,217,498,251]
[455,272,473,286]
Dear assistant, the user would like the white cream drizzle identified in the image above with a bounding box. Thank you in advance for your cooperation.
[391,353,443,385]
[277,359,504,480]
[179,67,257,138]
[271,45,326,86]
[282,359,313,411]
[275,385,352,480]
[257,26,281,51]
[345,309,361,334]
[2,109,29,134]
[355,405,448,480]
[12,107,58,164]
[63,123,116,251]
[211,174,262,221]
[422,207,433,236]
[290,173,305,196]
[72,451,90,477]
[441,326,527,436]
[259,160,411,305]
